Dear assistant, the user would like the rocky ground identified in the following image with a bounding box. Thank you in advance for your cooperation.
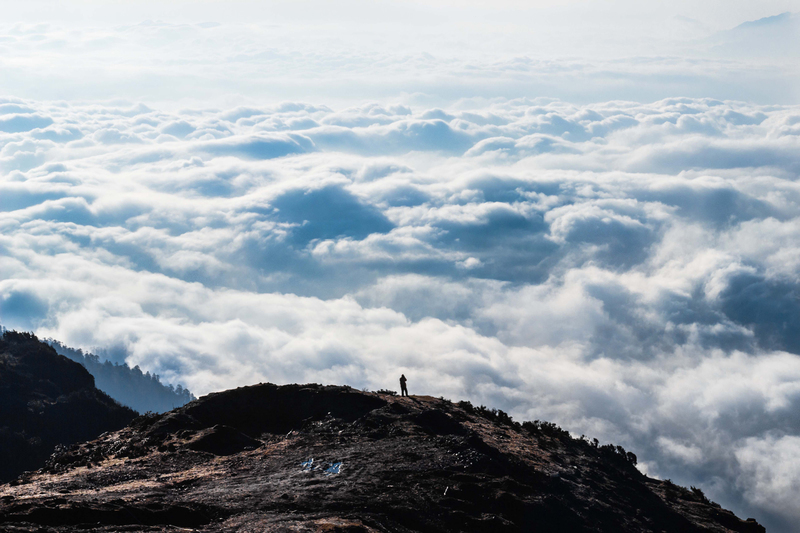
[0,383,766,532]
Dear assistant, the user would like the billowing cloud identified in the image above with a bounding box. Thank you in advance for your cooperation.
[2,96,800,531]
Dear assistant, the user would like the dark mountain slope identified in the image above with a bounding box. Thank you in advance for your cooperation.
[0,382,764,532]
[0,331,137,482]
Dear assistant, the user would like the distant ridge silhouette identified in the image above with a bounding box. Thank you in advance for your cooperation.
[44,337,195,414]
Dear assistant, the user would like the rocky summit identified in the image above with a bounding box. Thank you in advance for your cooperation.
[0,382,765,532]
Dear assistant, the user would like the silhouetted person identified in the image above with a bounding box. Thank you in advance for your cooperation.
[399,374,408,397]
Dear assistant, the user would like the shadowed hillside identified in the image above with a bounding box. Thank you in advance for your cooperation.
[0,331,137,482]
[0,382,765,532]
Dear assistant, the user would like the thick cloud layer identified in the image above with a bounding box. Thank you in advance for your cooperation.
[2,96,800,530]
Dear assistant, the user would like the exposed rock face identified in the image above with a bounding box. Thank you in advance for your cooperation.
[0,382,765,532]
[0,331,138,482]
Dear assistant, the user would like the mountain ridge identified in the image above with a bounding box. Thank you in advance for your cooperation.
[734,12,794,30]
[1,381,765,532]
[0,330,138,483]
[707,11,800,57]
[45,338,195,414]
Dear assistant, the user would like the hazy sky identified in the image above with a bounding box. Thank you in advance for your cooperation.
[1,2,800,531]
[0,0,797,106]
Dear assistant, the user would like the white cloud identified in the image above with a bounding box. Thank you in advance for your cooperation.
[2,96,800,530]
[736,435,800,523]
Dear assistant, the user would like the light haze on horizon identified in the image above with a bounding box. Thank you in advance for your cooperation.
[0,0,797,106]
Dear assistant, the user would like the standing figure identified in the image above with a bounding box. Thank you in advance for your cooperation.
[399,374,408,397]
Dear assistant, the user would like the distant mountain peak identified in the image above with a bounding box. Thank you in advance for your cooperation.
[707,11,799,58]
[734,11,794,30]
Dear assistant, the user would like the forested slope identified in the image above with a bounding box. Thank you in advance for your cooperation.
[45,338,194,414]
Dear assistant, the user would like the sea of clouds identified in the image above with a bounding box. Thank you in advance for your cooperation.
[1,95,800,529]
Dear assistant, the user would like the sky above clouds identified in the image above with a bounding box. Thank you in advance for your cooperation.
[1,1,800,531]
[0,0,798,106]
